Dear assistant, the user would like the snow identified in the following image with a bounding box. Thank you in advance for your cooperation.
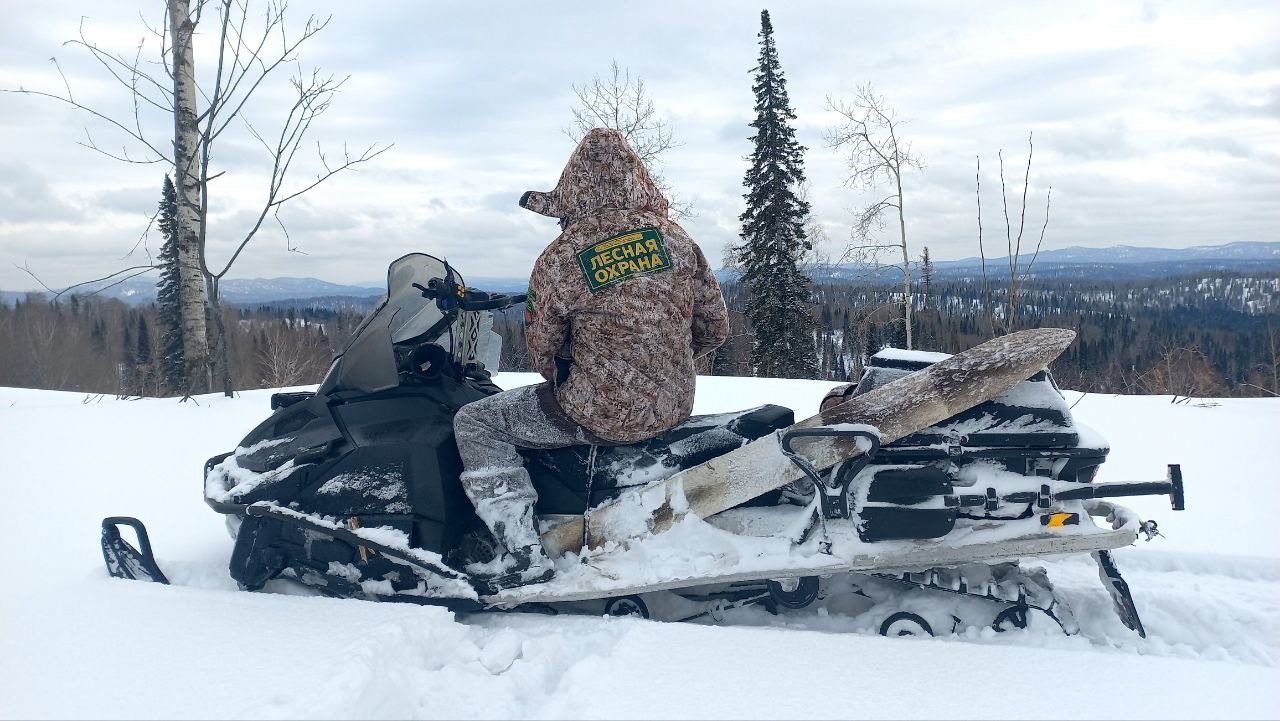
[2,377,1278,719]
[873,347,953,364]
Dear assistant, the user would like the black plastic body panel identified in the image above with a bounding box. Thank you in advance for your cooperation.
[527,404,794,514]
[210,366,796,557]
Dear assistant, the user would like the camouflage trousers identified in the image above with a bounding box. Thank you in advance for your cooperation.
[453,383,605,555]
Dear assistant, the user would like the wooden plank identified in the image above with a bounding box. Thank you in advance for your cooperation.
[543,328,1077,555]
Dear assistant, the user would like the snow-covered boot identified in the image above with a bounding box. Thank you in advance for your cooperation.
[462,471,556,592]
[470,540,555,595]
[483,542,555,591]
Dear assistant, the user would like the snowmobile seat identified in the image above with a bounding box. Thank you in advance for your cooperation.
[526,404,795,515]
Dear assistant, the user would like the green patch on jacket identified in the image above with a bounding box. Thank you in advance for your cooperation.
[576,227,672,293]
[524,288,536,325]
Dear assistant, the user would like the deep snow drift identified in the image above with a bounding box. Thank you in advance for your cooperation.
[1,375,1277,719]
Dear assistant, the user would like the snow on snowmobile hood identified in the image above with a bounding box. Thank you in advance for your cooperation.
[519,127,670,226]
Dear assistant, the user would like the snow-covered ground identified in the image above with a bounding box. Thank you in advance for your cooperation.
[2,375,1278,719]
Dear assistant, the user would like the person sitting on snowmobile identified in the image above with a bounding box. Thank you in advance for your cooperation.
[453,127,729,590]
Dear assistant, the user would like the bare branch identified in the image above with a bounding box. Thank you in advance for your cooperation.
[979,133,1051,335]
[75,128,167,164]
[16,261,158,301]
[121,208,162,262]
[976,155,990,322]
[1018,186,1051,287]
[52,54,75,101]
[999,148,1014,328]
[274,208,303,253]
[64,17,172,109]
[274,141,391,207]
[567,59,690,217]
[213,138,390,278]
[1238,382,1280,397]
[1012,132,1034,282]
[1,87,169,163]
[210,9,333,140]
[158,4,175,81]
[567,60,678,164]
[826,83,921,348]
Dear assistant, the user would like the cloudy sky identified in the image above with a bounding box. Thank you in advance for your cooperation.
[1,0,1277,290]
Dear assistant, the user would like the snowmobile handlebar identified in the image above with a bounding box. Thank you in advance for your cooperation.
[412,280,527,312]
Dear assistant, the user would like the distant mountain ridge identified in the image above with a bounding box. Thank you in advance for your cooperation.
[943,241,1279,266]
[1,277,384,307]
[722,241,1280,285]
[3,241,1276,306]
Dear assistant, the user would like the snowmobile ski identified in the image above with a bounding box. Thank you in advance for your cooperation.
[231,502,478,600]
[101,517,169,585]
[1093,549,1146,638]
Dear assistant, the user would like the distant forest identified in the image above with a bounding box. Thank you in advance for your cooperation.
[1,271,1276,399]
[0,297,361,397]
[499,272,1280,399]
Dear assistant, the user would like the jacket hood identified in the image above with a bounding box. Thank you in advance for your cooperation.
[520,128,669,224]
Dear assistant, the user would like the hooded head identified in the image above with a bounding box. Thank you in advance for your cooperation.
[520,128,670,227]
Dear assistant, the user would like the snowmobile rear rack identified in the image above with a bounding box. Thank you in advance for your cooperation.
[101,517,169,585]
[1053,464,1185,510]
[941,463,1186,513]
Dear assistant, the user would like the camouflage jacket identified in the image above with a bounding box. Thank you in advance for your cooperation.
[521,128,728,443]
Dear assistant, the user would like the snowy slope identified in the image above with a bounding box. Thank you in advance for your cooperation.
[1,377,1278,720]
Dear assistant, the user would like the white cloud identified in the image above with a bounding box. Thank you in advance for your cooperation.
[0,0,1276,289]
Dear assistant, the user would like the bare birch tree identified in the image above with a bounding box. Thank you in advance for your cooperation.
[826,84,923,349]
[257,322,330,388]
[3,0,388,396]
[975,133,1051,335]
[171,0,208,393]
[566,60,691,219]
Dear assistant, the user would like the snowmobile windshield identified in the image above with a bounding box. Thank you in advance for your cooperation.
[324,253,456,394]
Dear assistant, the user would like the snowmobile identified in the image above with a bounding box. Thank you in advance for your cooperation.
[102,252,1186,638]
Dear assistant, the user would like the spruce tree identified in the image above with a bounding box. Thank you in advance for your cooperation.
[121,318,135,366]
[863,321,881,360]
[136,316,151,365]
[735,9,817,379]
[90,317,106,354]
[887,309,908,348]
[155,176,186,393]
[920,246,934,308]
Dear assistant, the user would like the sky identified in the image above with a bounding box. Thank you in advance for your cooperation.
[0,0,1277,290]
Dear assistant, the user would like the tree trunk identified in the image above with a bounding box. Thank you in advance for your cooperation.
[206,275,234,396]
[169,0,210,394]
[896,173,913,350]
[1264,318,1274,394]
